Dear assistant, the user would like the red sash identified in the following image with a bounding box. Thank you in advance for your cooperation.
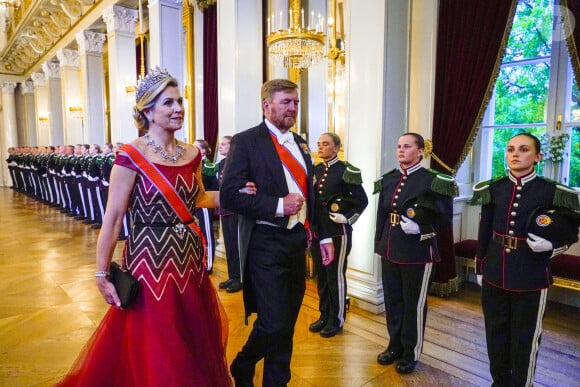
[269,132,310,231]
[120,144,207,264]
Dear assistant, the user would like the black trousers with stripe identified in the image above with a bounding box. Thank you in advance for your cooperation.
[381,259,433,363]
[311,228,351,327]
[482,282,547,387]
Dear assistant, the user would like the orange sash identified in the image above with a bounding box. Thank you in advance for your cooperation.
[269,132,310,231]
[120,144,207,264]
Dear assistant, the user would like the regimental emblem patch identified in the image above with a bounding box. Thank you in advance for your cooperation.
[406,207,416,219]
[535,214,552,227]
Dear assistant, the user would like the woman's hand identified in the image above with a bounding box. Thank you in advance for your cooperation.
[329,212,347,224]
[400,216,420,234]
[96,277,121,308]
[526,233,553,252]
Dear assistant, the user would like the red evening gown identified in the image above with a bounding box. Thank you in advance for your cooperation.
[57,150,231,386]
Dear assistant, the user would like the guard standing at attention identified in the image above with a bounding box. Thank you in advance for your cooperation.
[471,132,580,386]
[308,132,368,338]
[374,132,456,375]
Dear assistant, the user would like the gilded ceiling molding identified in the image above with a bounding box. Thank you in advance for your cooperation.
[195,0,216,11]
[59,0,84,19]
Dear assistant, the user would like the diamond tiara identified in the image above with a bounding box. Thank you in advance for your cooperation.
[135,67,173,102]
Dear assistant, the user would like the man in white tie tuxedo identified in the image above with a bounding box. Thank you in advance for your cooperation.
[220,79,327,387]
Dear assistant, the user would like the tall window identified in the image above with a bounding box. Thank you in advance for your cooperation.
[478,0,578,187]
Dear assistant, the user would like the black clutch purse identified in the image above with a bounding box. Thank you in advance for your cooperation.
[109,262,140,308]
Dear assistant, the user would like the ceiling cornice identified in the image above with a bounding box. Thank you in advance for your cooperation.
[0,0,129,79]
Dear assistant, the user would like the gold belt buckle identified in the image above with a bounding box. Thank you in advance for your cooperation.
[506,236,518,249]
[390,212,400,226]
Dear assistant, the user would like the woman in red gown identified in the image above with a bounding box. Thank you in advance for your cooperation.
[57,69,232,386]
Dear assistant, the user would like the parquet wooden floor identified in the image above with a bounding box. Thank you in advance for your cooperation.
[0,187,579,386]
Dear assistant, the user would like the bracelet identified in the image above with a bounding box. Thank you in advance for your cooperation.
[95,271,110,278]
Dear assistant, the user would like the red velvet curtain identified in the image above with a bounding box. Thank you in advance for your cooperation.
[429,0,517,295]
[203,4,219,159]
[562,0,580,86]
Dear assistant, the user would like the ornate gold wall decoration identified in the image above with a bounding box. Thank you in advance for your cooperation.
[195,0,216,12]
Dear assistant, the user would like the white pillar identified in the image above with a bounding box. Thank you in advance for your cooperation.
[409,0,438,140]
[31,72,51,146]
[1,82,18,147]
[57,49,83,145]
[21,81,37,146]
[76,30,107,146]
[217,0,263,137]
[42,61,65,146]
[103,5,139,144]
[148,0,186,141]
[0,82,17,186]
[341,0,412,314]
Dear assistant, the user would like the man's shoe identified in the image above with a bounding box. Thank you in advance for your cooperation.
[91,223,102,229]
[230,358,254,387]
[320,324,342,338]
[377,349,402,365]
[219,279,233,289]
[308,319,327,333]
[396,360,416,374]
[226,280,242,293]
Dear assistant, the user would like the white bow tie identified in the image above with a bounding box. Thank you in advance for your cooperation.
[278,132,295,145]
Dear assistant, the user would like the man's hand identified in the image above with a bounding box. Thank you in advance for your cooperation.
[400,216,420,234]
[320,242,335,266]
[283,193,305,215]
[238,181,257,194]
[329,212,347,224]
[526,233,553,253]
[477,274,483,287]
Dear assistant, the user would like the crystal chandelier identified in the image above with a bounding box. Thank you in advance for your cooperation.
[266,0,325,69]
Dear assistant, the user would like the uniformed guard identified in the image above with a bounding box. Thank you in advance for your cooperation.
[308,132,368,338]
[194,139,219,274]
[86,144,103,227]
[471,132,580,387]
[374,133,456,375]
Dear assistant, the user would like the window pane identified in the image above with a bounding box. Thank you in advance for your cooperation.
[570,127,580,187]
[493,62,550,125]
[504,0,553,63]
[491,127,546,178]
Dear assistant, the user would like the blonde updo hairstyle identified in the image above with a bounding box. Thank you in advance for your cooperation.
[132,72,179,132]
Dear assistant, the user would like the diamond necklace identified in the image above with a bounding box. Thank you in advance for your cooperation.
[144,133,185,164]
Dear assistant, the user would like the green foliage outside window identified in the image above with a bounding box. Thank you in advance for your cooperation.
[490,0,552,178]
[570,128,580,186]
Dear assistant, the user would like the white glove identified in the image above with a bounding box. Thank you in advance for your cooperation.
[526,233,553,253]
[476,275,483,287]
[400,216,420,234]
[329,212,348,224]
